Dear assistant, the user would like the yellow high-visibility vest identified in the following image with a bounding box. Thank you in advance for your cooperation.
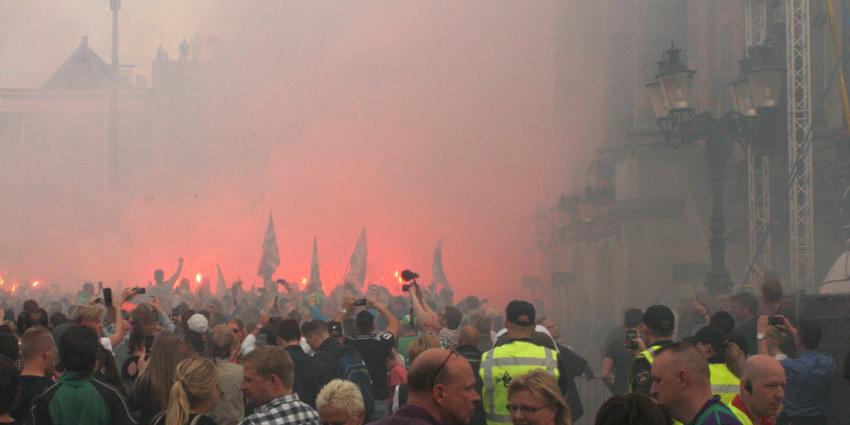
[480,340,559,425]
[709,363,740,405]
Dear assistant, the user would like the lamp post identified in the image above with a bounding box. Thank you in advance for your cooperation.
[647,43,784,295]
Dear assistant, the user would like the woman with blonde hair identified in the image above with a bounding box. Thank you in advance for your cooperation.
[507,370,571,425]
[151,357,220,425]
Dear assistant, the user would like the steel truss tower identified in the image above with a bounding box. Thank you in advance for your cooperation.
[786,0,814,291]
[745,0,772,285]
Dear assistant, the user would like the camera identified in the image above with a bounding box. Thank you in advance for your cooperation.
[103,288,113,308]
[400,269,419,292]
[768,315,784,327]
[626,329,638,350]
[353,298,367,306]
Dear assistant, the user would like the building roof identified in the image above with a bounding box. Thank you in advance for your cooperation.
[42,36,114,90]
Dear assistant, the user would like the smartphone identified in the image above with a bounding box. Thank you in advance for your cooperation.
[768,315,783,326]
[626,329,638,350]
[353,298,367,306]
[103,288,113,308]
[132,287,146,295]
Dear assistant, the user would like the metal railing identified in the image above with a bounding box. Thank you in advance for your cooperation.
[574,377,613,425]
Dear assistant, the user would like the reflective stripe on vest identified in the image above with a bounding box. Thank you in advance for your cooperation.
[641,344,663,365]
[480,341,559,425]
[728,404,754,425]
[708,363,740,405]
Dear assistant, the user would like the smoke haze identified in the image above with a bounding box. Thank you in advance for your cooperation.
[0,2,598,303]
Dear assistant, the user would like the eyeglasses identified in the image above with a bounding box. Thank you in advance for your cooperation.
[430,349,459,389]
[506,404,549,415]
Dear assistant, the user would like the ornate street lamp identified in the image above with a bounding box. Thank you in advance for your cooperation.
[647,43,784,294]
[647,44,761,295]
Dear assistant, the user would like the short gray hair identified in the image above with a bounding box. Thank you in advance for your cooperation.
[316,379,365,420]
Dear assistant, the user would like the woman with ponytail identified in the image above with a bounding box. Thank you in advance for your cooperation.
[150,357,220,425]
[688,325,745,405]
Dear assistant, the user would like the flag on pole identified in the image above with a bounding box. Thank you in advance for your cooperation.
[343,227,368,286]
[257,213,281,283]
[309,236,323,295]
[432,239,450,289]
[216,264,227,296]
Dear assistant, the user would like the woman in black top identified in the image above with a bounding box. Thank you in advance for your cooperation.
[150,357,220,425]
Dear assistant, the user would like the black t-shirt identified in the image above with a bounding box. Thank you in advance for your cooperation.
[284,345,332,408]
[10,375,54,424]
[346,332,395,400]
[603,329,636,396]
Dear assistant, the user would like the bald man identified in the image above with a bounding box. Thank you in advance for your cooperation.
[373,348,480,425]
[650,342,742,425]
[729,355,786,425]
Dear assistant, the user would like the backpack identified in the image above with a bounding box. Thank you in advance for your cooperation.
[337,351,375,418]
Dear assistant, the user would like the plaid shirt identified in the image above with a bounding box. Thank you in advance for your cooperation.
[238,393,320,425]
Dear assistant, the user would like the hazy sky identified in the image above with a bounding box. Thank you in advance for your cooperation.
[1,1,593,304]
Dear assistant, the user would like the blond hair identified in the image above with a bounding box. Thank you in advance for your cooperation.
[21,325,54,359]
[166,357,219,425]
[73,304,104,324]
[408,333,441,363]
[508,370,572,425]
[316,379,365,421]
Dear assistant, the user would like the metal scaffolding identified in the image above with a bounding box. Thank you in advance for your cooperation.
[786,0,815,291]
[745,0,772,285]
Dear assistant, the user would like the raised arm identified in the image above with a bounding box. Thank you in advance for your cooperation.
[367,296,399,337]
[409,284,440,331]
[164,257,185,288]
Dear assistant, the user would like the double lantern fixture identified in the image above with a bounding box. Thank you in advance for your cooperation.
[646,42,785,149]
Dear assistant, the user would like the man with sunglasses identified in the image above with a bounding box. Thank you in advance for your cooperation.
[372,348,480,425]
[480,300,559,425]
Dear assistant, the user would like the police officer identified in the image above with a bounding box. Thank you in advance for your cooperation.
[629,305,676,395]
[688,325,744,405]
[480,300,559,425]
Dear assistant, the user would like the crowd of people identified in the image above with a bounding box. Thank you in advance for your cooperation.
[0,264,848,425]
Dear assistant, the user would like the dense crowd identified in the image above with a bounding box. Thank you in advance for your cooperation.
[0,264,848,425]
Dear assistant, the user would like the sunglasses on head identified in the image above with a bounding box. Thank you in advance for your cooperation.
[430,349,460,389]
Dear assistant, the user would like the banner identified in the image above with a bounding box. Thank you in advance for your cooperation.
[309,236,324,295]
[343,227,368,286]
[257,213,281,283]
[432,239,450,289]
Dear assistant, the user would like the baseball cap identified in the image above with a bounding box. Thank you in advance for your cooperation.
[685,325,726,346]
[642,305,675,334]
[505,300,535,326]
[187,313,209,334]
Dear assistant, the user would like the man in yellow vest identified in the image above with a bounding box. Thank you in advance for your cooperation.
[480,300,559,425]
[629,305,676,395]
[688,325,743,405]
[728,355,786,425]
